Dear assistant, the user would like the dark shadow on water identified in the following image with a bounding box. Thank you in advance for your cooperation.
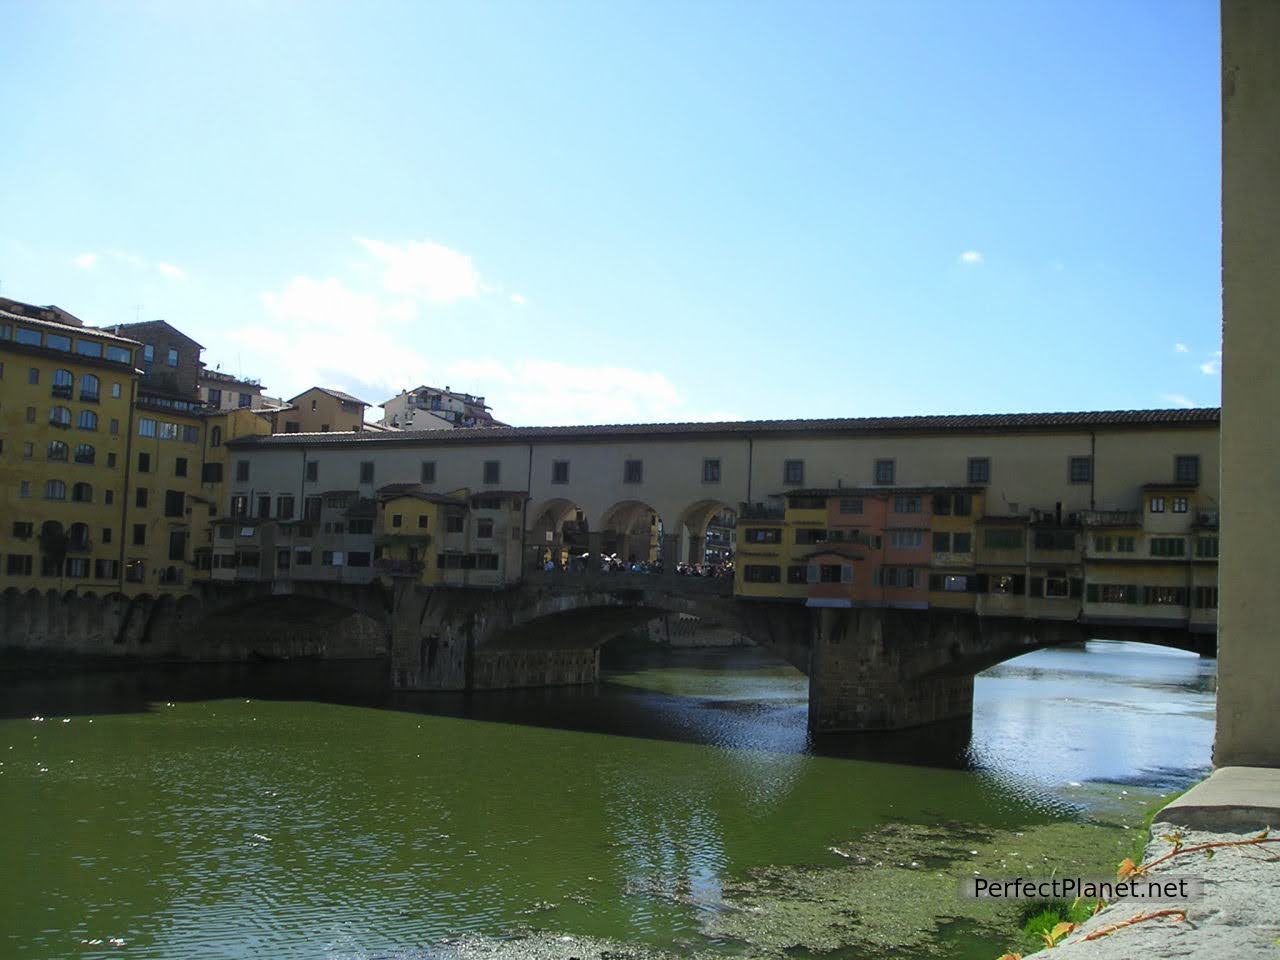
[0,649,980,770]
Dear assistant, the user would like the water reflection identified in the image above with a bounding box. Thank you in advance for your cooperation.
[0,639,1215,959]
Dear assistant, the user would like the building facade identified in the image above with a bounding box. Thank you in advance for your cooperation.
[378,385,502,430]
[282,387,370,433]
[198,368,266,412]
[0,301,142,591]
[0,300,274,597]
[0,311,1221,638]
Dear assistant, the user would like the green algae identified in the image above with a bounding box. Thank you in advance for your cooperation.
[703,818,1141,959]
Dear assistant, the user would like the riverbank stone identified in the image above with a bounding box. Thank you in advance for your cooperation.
[1043,821,1280,959]
[1159,766,1280,831]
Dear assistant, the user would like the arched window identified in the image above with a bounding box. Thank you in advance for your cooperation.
[79,374,100,401]
[71,483,93,504]
[52,369,73,397]
[49,406,71,427]
[44,479,67,500]
[78,409,98,431]
[68,523,91,548]
[74,444,95,465]
[210,426,222,447]
[47,440,68,461]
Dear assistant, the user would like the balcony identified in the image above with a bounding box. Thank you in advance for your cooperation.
[1194,510,1220,529]
[1081,509,1142,528]
[740,501,785,520]
[374,558,425,577]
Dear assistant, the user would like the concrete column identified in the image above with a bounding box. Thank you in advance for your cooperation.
[661,532,681,575]
[584,531,604,573]
[1218,0,1280,767]
[688,533,705,565]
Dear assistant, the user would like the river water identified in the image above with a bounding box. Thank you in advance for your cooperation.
[0,640,1215,959]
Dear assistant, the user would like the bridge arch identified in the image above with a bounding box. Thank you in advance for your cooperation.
[526,497,591,572]
[677,498,738,568]
[599,499,667,568]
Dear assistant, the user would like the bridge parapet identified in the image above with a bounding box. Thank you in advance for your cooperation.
[520,569,733,598]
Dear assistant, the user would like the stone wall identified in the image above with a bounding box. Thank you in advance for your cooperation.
[0,588,386,663]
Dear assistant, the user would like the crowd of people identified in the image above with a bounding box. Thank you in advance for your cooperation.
[539,552,734,578]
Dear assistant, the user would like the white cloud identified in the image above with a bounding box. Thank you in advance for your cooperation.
[443,358,729,426]
[76,249,186,279]
[1161,393,1196,409]
[1200,352,1221,376]
[1174,342,1190,353]
[234,243,728,426]
[958,250,983,266]
[231,277,426,401]
[356,236,481,303]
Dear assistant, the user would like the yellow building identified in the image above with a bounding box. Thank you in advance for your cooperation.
[374,485,526,588]
[190,407,272,579]
[375,487,465,586]
[281,387,370,433]
[0,301,140,593]
[734,496,811,600]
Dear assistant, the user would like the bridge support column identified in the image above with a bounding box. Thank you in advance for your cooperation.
[661,532,680,574]
[688,533,705,566]
[583,532,604,572]
[806,607,979,732]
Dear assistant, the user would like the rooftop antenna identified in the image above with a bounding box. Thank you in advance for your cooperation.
[133,303,142,322]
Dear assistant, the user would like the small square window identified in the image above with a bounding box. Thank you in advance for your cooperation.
[1174,455,1200,484]
[236,460,250,482]
[1069,456,1093,484]
[306,461,319,482]
[702,459,721,483]
[783,459,804,485]
[359,461,374,484]
[417,515,428,529]
[392,514,403,528]
[874,459,895,485]
[483,460,500,484]
[624,459,643,484]
[552,460,569,484]
[421,461,436,484]
[967,457,990,484]
[138,452,151,473]
[174,457,188,477]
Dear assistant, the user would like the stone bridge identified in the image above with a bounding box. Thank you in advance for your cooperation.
[0,576,1214,732]
[191,572,1213,732]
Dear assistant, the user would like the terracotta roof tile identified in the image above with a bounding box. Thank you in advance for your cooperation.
[230,407,1220,449]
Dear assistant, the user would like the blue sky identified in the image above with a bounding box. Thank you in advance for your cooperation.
[0,0,1221,425]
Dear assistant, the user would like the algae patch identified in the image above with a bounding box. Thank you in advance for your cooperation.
[705,819,1137,958]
